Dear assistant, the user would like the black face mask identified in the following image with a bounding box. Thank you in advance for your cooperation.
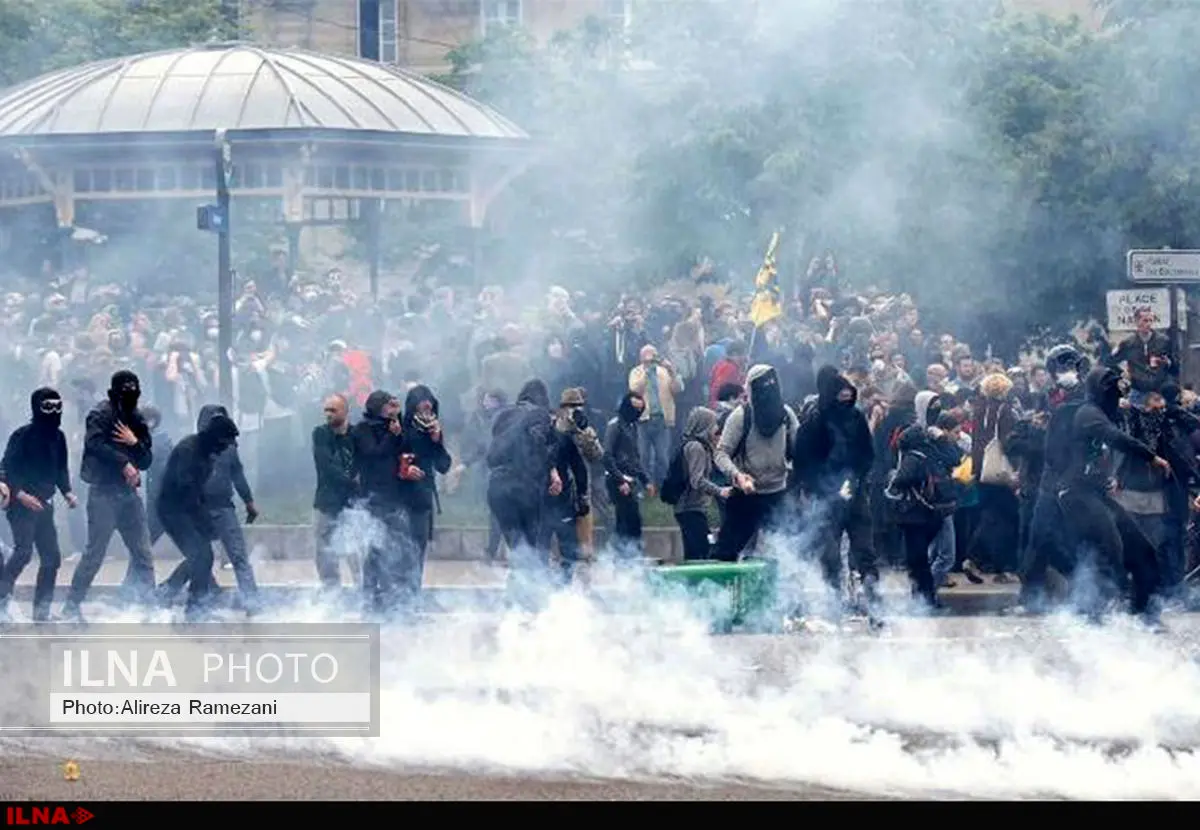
[32,392,62,431]
[113,383,140,413]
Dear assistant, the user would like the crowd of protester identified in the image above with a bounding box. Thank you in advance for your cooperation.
[0,247,1197,628]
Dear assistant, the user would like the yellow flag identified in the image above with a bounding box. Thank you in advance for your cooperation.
[749,231,783,328]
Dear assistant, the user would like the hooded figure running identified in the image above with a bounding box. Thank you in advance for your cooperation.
[713,364,799,561]
[63,370,154,622]
[0,388,77,621]
[1059,364,1167,625]
[155,410,241,621]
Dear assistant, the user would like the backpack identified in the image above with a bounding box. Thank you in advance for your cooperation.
[659,440,698,506]
[884,448,957,522]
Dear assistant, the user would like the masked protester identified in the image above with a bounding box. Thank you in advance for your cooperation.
[603,391,650,556]
[553,388,604,581]
[352,390,405,617]
[157,405,260,615]
[63,370,154,622]
[487,379,564,609]
[1017,345,1088,614]
[391,385,452,618]
[312,393,360,592]
[713,365,800,561]
[793,366,882,627]
[154,411,241,621]
[1058,365,1166,626]
[0,388,77,621]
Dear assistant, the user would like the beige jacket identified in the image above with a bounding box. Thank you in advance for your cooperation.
[628,363,684,427]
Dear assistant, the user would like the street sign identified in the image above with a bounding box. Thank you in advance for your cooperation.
[1128,249,1200,283]
[1106,288,1187,332]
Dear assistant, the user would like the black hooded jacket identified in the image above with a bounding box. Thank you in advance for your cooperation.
[487,379,560,506]
[352,390,404,509]
[398,384,453,514]
[0,388,71,504]
[1064,366,1156,491]
[156,412,240,534]
[196,404,254,509]
[602,392,649,485]
[793,367,874,497]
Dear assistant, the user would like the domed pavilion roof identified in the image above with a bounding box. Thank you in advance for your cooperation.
[0,42,525,142]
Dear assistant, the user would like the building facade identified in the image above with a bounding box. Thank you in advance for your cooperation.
[238,0,1101,78]
[238,0,632,75]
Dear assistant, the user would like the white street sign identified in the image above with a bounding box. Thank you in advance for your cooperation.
[1106,288,1187,332]
[1128,249,1200,283]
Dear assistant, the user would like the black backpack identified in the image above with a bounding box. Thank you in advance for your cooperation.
[659,440,698,505]
[884,447,957,522]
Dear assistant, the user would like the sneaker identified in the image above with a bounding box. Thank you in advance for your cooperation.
[961,560,985,585]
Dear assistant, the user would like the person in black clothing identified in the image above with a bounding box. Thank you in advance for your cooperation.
[793,366,881,624]
[393,385,452,616]
[352,390,405,616]
[603,391,650,556]
[157,405,259,612]
[312,393,360,591]
[1059,365,1167,625]
[64,370,154,621]
[487,379,563,559]
[155,411,240,621]
[0,388,77,621]
[888,423,956,609]
[871,381,917,567]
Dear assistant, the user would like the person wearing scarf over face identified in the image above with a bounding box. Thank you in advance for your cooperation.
[0,388,76,621]
[393,385,452,618]
[64,370,154,623]
[352,390,405,617]
[713,365,800,561]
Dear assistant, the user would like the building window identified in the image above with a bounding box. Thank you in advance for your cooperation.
[359,0,398,64]
[481,0,520,35]
[603,0,631,29]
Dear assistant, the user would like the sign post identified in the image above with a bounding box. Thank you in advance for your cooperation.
[1127,249,1200,386]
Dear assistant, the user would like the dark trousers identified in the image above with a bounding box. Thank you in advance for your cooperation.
[676,510,711,561]
[814,490,879,589]
[714,490,787,562]
[161,507,258,609]
[362,507,429,618]
[1020,485,1073,609]
[903,519,944,607]
[0,505,61,618]
[1059,487,1160,616]
[159,510,216,616]
[606,479,643,557]
[67,486,155,607]
[969,484,1020,573]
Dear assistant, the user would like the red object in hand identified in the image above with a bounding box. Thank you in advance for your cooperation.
[398,453,422,481]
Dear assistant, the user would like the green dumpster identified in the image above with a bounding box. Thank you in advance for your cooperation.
[646,558,780,634]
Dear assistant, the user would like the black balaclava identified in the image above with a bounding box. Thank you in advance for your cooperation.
[748,365,786,437]
[108,370,141,415]
[617,392,642,424]
[30,387,63,431]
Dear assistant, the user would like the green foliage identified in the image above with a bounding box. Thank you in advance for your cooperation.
[435,0,1200,342]
[0,0,240,87]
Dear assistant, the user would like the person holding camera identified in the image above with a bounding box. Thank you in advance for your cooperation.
[550,388,603,583]
[628,345,683,488]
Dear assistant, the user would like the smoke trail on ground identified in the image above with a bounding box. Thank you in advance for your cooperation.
[20,556,1196,801]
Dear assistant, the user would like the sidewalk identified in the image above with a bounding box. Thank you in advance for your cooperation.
[9,557,1021,615]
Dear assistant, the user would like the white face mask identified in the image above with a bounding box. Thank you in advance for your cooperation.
[1057,370,1079,389]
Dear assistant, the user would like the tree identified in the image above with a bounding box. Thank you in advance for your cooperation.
[0,0,240,87]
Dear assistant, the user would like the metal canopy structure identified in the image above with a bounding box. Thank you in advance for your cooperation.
[0,42,530,229]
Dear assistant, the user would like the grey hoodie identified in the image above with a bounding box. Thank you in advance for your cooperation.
[196,404,254,509]
[675,407,723,515]
[714,365,799,496]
